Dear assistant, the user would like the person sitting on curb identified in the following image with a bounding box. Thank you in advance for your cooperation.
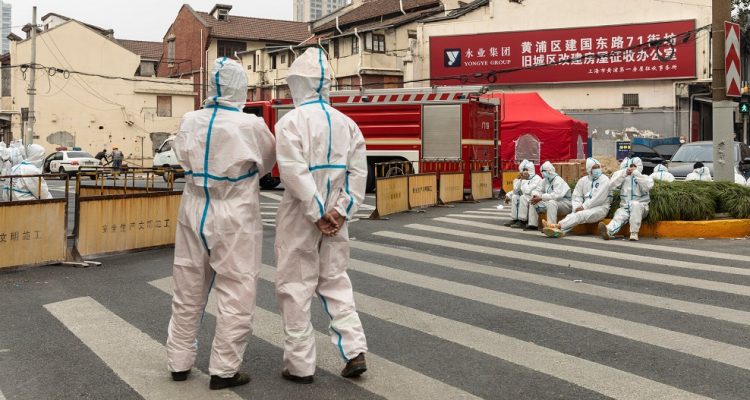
[685,162,712,181]
[599,157,654,241]
[526,161,572,231]
[543,158,611,238]
[504,159,543,230]
[650,163,675,182]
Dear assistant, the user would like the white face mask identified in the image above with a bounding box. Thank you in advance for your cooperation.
[542,171,552,180]
[591,169,603,179]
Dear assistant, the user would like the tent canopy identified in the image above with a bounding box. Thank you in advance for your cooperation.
[482,92,589,170]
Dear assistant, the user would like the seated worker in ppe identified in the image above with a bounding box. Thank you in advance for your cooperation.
[543,158,611,238]
[599,157,654,241]
[527,161,573,230]
[685,162,712,181]
[274,48,369,384]
[6,144,52,201]
[0,142,9,201]
[734,169,746,185]
[165,58,276,391]
[650,163,675,182]
[609,157,632,183]
[504,159,543,230]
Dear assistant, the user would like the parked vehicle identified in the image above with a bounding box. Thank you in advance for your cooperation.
[244,86,500,192]
[153,136,183,181]
[667,141,750,179]
[43,149,99,177]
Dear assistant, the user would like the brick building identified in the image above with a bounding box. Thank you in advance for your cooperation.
[159,4,310,109]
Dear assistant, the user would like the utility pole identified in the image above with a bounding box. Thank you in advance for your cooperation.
[712,0,736,182]
[27,6,37,145]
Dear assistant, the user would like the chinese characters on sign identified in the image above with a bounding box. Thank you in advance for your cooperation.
[431,20,696,85]
[101,219,171,234]
[0,230,42,244]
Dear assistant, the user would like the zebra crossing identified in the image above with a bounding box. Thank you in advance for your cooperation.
[259,192,376,226]
[4,194,749,399]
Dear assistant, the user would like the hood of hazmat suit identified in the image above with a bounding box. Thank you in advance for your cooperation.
[6,144,51,201]
[274,48,369,377]
[686,166,712,181]
[735,170,747,185]
[166,57,277,378]
[649,164,675,182]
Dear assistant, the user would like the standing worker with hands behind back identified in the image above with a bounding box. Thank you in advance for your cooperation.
[274,48,369,384]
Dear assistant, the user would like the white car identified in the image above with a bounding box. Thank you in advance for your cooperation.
[43,150,100,176]
[153,136,184,181]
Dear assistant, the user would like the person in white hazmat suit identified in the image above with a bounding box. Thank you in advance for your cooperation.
[543,158,611,238]
[5,144,51,201]
[504,159,543,230]
[599,157,654,241]
[165,58,276,391]
[685,162,712,181]
[274,48,368,384]
[734,169,746,185]
[650,164,675,182]
[0,142,10,201]
[527,161,572,228]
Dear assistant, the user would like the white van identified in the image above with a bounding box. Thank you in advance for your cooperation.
[153,136,182,180]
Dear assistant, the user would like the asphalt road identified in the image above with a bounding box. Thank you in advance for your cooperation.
[1,189,749,399]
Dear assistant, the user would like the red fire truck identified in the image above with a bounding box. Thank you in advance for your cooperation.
[244,86,500,193]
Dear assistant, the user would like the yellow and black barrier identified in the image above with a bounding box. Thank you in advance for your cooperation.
[421,160,465,205]
[408,173,437,209]
[0,174,69,269]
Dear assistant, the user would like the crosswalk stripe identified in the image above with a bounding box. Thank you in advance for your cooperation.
[259,265,709,400]
[458,208,750,262]
[149,278,479,400]
[44,297,242,400]
[260,192,284,201]
[347,258,750,371]
[464,211,509,215]
[372,231,749,297]
[424,220,750,277]
[261,212,276,216]
[445,214,506,220]
[351,241,750,326]
[0,388,5,400]
[358,204,376,211]
[474,218,750,263]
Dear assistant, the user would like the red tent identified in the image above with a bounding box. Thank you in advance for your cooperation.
[482,92,589,172]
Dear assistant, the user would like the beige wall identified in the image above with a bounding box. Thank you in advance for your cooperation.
[417,0,712,110]
[10,21,193,164]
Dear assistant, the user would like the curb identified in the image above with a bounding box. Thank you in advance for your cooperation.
[571,219,750,239]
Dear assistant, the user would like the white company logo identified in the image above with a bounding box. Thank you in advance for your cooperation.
[444,49,462,68]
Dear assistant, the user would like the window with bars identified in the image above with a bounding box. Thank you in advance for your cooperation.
[622,93,639,107]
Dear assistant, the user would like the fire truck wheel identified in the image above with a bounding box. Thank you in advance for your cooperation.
[260,173,281,190]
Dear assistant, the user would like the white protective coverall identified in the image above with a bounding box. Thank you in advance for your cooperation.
[9,140,25,166]
[604,157,654,237]
[685,166,712,181]
[734,170,746,185]
[506,160,542,222]
[0,142,9,201]
[557,158,611,233]
[650,164,675,182]
[6,144,51,201]
[166,58,276,378]
[274,48,368,377]
[528,161,572,227]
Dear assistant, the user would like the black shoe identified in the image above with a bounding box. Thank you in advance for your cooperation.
[523,225,539,231]
[503,220,518,227]
[282,369,314,384]
[509,221,526,229]
[171,370,190,382]
[209,372,251,390]
[341,353,367,378]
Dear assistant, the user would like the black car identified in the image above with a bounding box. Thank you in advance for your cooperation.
[667,141,750,179]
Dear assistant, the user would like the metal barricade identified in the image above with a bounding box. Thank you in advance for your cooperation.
[469,160,493,201]
[73,168,181,258]
[421,159,465,205]
[0,173,69,269]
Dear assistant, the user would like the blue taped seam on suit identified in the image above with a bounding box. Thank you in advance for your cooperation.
[317,291,349,362]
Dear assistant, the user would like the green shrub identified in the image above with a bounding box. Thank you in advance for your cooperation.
[717,183,750,219]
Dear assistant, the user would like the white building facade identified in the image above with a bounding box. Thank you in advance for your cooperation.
[416,0,713,144]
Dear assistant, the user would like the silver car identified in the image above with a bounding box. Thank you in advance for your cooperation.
[667,141,750,180]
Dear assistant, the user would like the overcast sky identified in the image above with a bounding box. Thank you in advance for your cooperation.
[11,1,293,41]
